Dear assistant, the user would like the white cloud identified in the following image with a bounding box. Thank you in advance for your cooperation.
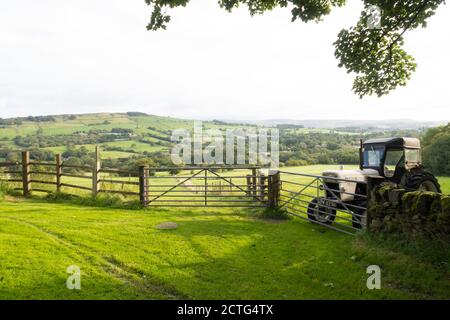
[0,0,449,121]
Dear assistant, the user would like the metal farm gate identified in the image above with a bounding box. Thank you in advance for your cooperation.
[277,171,368,235]
[140,166,270,208]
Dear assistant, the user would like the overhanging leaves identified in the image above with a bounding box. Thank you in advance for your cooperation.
[145,0,446,98]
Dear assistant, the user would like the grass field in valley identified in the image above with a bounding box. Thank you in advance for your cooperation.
[0,165,449,299]
[0,113,254,159]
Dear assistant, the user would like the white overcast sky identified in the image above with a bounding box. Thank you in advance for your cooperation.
[0,0,449,121]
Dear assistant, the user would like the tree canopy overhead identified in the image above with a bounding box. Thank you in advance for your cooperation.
[145,0,445,98]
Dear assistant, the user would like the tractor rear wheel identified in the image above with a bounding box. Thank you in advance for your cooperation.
[307,197,336,225]
[404,172,441,193]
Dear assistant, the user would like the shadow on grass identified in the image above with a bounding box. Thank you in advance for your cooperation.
[1,198,449,299]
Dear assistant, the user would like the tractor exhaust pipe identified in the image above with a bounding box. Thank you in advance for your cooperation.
[359,139,363,170]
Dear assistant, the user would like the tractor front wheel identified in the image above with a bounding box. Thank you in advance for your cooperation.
[307,197,336,225]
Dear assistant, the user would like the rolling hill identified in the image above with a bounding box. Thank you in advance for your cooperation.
[0,112,254,159]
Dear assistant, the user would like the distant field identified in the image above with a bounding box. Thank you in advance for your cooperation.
[0,113,252,138]
[0,113,254,158]
[102,140,166,153]
[438,177,450,194]
[43,144,140,159]
[286,128,362,135]
[2,113,160,137]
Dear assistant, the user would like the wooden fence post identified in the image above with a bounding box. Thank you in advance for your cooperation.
[139,165,149,207]
[268,170,280,208]
[259,174,266,201]
[92,146,101,197]
[55,154,62,193]
[21,151,31,197]
[251,168,257,199]
[204,170,208,206]
[246,175,252,196]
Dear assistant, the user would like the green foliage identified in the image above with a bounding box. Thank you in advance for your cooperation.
[44,191,77,202]
[44,192,143,210]
[422,123,450,176]
[0,183,14,198]
[13,128,133,149]
[278,129,361,165]
[145,0,445,97]
[0,115,55,125]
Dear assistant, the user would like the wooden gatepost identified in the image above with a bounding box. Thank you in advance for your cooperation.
[268,170,280,208]
[21,151,31,197]
[139,165,149,207]
[92,146,101,197]
[55,153,62,193]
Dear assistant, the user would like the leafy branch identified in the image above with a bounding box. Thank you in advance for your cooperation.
[145,0,446,98]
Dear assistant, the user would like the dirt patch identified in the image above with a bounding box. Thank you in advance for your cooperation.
[156,222,179,230]
[264,219,287,224]
[177,178,199,193]
[4,195,23,202]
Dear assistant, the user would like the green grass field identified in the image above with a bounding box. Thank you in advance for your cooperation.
[0,198,449,300]
[43,144,139,159]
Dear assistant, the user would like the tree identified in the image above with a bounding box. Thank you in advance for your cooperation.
[145,0,445,98]
[422,123,450,175]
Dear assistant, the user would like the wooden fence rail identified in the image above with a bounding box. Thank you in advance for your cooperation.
[0,149,275,208]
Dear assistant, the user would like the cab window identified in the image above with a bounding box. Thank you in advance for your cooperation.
[405,148,421,163]
[363,145,384,167]
[384,149,404,178]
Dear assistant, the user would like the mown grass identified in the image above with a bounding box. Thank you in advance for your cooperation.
[0,197,449,300]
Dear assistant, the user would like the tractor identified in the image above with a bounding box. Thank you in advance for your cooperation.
[307,137,441,228]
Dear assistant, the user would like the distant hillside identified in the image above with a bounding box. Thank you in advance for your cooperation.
[0,112,435,168]
[225,119,448,130]
[0,112,254,160]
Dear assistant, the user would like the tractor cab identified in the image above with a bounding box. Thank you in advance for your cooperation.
[360,137,421,183]
[310,137,440,229]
